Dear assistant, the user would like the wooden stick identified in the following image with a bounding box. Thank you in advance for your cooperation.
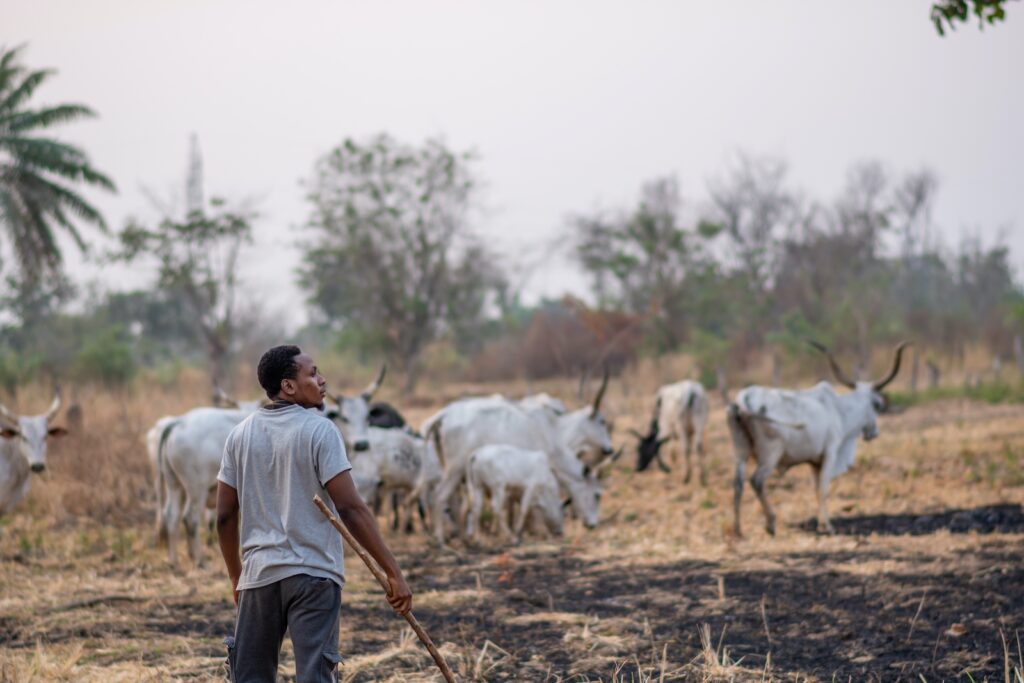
[313,495,457,683]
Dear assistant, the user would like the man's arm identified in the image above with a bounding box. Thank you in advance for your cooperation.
[216,481,242,606]
[325,471,412,614]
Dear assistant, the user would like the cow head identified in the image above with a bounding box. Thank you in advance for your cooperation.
[212,386,267,412]
[535,483,566,536]
[327,365,386,452]
[560,367,615,461]
[0,393,67,474]
[811,341,910,441]
[630,418,671,472]
[561,464,604,529]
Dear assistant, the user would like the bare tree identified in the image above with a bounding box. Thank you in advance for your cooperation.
[113,138,253,391]
[299,134,503,392]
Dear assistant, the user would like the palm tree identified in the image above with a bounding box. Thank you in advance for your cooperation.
[0,45,115,283]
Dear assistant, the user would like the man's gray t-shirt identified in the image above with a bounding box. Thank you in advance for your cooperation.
[217,404,352,591]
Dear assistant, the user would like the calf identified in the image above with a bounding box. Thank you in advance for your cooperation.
[465,444,564,544]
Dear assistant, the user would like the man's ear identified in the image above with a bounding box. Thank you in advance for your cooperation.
[280,378,296,396]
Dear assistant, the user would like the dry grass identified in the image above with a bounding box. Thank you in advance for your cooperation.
[1,363,1023,681]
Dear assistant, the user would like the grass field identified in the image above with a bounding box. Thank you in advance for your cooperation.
[0,371,1022,682]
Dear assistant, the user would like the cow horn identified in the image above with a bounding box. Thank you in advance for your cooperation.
[590,365,609,417]
[44,391,62,421]
[873,341,912,392]
[808,340,856,389]
[0,402,18,426]
[361,364,387,400]
[213,386,239,409]
[577,368,588,402]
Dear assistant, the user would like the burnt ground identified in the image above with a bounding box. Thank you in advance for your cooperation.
[334,523,1024,682]
[1,520,1022,682]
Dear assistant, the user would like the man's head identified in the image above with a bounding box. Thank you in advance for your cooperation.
[257,345,326,410]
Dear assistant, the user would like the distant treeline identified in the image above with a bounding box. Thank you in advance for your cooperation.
[1,141,1021,395]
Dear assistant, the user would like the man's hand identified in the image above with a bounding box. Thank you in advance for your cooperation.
[387,573,413,615]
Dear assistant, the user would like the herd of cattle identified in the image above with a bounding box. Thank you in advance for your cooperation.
[0,342,911,564]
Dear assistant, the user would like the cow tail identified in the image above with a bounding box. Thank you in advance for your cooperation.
[425,417,445,469]
[686,389,697,411]
[727,402,755,455]
[155,419,179,546]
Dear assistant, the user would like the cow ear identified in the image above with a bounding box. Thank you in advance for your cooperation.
[1,427,20,439]
[48,426,69,438]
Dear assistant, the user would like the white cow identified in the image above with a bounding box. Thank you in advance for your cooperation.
[147,414,181,545]
[632,381,709,484]
[519,393,568,415]
[729,342,909,537]
[327,365,387,454]
[466,444,564,543]
[352,426,442,533]
[157,406,256,567]
[0,394,66,517]
[423,372,615,544]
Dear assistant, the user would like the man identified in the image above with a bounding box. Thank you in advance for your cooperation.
[216,345,412,682]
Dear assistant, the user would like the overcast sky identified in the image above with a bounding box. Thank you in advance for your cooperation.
[8,0,1023,327]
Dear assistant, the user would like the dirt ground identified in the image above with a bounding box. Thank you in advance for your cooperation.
[1,395,1022,682]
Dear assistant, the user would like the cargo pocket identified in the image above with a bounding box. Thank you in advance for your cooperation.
[322,650,342,682]
[223,636,236,683]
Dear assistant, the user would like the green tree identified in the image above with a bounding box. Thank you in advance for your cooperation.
[299,133,503,391]
[931,0,1014,35]
[573,177,692,350]
[0,45,115,283]
[115,196,253,391]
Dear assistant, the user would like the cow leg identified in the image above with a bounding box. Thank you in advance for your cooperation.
[695,424,708,487]
[814,461,836,534]
[491,485,513,542]
[512,485,535,543]
[183,486,206,568]
[727,406,751,537]
[431,470,463,546]
[390,491,400,532]
[683,427,694,484]
[466,481,483,544]
[750,442,784,536]
[163,488,184,568]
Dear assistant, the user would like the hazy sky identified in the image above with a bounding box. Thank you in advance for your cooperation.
[7,1,1023,327]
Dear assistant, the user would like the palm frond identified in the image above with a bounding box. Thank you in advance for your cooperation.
[0,45,27,91]
[0,68,53,116]
[0,136,116,191]
[0,104,97,132]
[0,45,114,281]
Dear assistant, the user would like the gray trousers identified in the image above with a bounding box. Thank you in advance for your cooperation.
[225,574,342,683]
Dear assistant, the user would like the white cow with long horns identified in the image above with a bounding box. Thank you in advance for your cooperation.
[0,393,67,517]
[728,342,909,537]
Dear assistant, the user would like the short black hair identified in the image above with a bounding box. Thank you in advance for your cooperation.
[257,345,302,399]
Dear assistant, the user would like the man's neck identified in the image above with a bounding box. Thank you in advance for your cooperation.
[265,397,297,410]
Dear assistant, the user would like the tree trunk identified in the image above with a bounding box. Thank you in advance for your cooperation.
[716,366,729,404]
[771,350,781,387]
[910,349,920,394]
[1015,334,1024,379]
[926,360,940,389]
